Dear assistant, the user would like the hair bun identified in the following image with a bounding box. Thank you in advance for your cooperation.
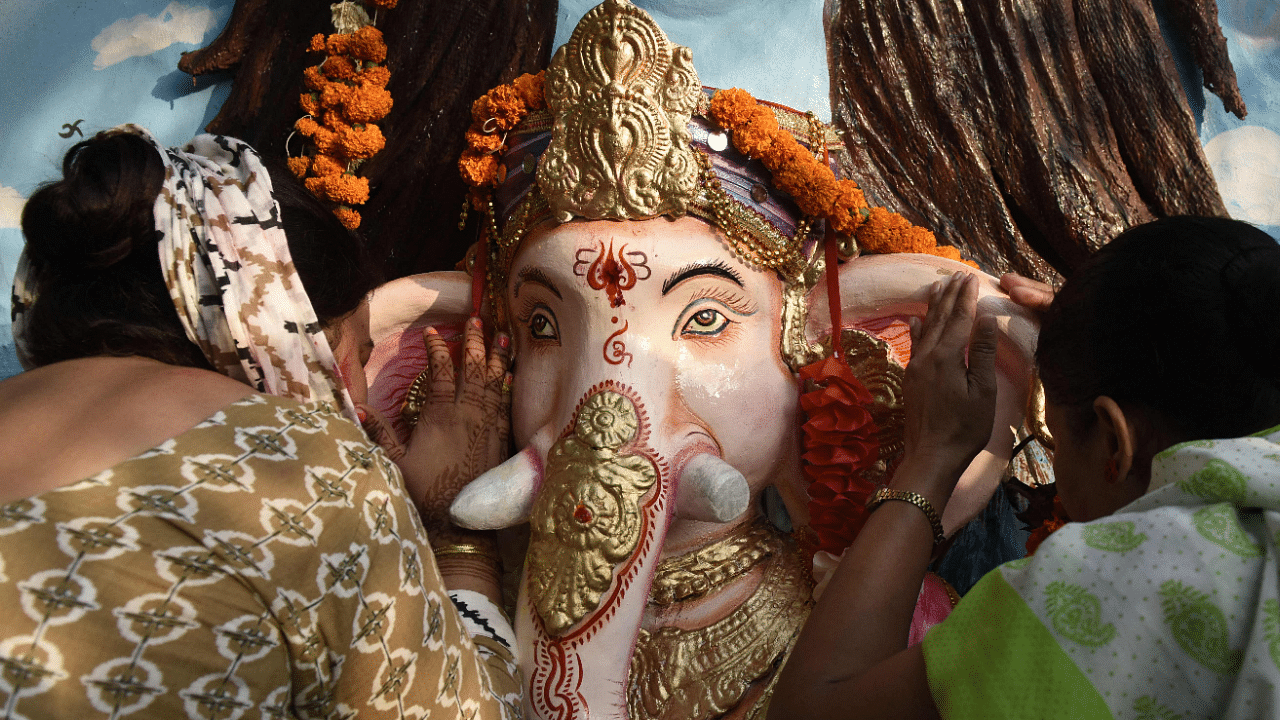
[21,132,164,278]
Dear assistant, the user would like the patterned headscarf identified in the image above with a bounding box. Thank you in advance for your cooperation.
[11,125,358,422]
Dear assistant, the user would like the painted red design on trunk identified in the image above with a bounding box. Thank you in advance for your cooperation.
[531,638,587,720]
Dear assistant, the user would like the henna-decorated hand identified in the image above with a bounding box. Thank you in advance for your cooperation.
[359,316,512,538]
[895,273,998,505]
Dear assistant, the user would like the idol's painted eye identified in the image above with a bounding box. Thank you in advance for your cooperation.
[680,307,731,336]
[528,306,560,342]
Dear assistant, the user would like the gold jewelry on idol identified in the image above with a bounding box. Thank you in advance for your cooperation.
[648,520,782,606]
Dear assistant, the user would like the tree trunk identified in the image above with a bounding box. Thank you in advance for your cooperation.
[825,0,1241,279]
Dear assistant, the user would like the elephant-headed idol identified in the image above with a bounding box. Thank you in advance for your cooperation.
[364,1,1040,717]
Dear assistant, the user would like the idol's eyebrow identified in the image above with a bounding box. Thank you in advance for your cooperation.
[661,261,744,295]
[513,266,562,299]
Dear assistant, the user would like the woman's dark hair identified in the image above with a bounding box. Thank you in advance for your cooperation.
[18,131,381,368]
[1037,216,1280,444]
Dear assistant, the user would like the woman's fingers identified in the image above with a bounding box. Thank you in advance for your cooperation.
[918,272,973,355]
[462,316,488,393]
[424,327,456,404]
[486,332,511,384]
[934,274,980,356]
[966,314,999,400]
[356,402,407,461]
[1000,273,1055,314]
[488,372,513,462]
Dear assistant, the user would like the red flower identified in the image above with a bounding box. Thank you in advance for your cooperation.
[798,355,881,554]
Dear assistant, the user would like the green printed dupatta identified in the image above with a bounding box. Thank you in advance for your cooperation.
[922,426,1280,720]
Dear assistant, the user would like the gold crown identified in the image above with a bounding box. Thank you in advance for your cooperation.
[537,0,706,223]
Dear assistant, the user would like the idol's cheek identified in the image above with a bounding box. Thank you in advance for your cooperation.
[670,327,799,488]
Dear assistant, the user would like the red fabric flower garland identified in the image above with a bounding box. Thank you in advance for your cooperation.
[799,356,882,554]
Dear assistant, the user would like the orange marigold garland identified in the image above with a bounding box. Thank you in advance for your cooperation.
[709,87,974,266]
[458,72,547,208]
[291,19,393,230]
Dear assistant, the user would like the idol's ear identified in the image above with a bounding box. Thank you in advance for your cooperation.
[806,253,1040,534]
[364,271,474,444]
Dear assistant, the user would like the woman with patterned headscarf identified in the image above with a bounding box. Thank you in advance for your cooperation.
[0,127,521,718]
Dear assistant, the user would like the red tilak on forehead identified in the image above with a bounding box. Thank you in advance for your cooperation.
[574,240,653,308]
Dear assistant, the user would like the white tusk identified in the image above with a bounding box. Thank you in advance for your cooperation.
[450,447,541,530]
[676,454,751,523]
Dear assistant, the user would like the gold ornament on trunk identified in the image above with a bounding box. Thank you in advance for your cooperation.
[526,390,657,635]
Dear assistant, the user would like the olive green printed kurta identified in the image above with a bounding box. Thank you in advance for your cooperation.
[0,394,520,719]
[924,425,1280,720]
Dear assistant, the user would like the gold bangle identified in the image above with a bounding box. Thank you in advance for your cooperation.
[432,543,496,560]
[866,488,945,547]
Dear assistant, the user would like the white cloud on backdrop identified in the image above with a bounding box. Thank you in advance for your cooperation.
[1205,125,1280,226]
[91,2,218,70]
[0,186,25,229]
[1220,0,1280,50]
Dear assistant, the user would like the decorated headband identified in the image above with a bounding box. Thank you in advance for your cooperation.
[12,125,358,422]
[458,0,967,368]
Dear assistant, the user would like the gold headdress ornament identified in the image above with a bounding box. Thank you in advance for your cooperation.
[539,0,704,222]
[457,0,969,367]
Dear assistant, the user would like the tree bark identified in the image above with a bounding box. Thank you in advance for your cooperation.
[826,0,1240,279]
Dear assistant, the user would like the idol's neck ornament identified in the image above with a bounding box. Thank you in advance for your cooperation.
[538,0,705,223]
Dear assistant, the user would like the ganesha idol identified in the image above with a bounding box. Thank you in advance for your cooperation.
[362,1,1038,717]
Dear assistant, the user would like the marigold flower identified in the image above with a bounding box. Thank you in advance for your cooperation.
[733,123,777,158]
[320,82,354,112]
[512,72,546,110]
[343,84,393,124]
[930,245,962,261]
[828,180,868,235]
[287,156,310,178]
[299,92,321,117]
[295,116,321,138]
[459,152,499,187]
[365,0,398,8]
[311,126,341,156]
[708,85,972,263]
[313,173,370,206]
[333,207,362,229]
[308,34,327,52]
[465,127,503,154]
[303,65,327,93]
[321,56,357,81]
[325,33,352,57]
[472,85,525,130]
[310,153,346,178]
[339,123,385,159]
[709,88,761,128]
[1026,496,1070,555]
[357,66,391,89]
[346,26,387,63]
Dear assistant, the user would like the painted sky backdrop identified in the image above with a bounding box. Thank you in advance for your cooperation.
[1,0,1277,380]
